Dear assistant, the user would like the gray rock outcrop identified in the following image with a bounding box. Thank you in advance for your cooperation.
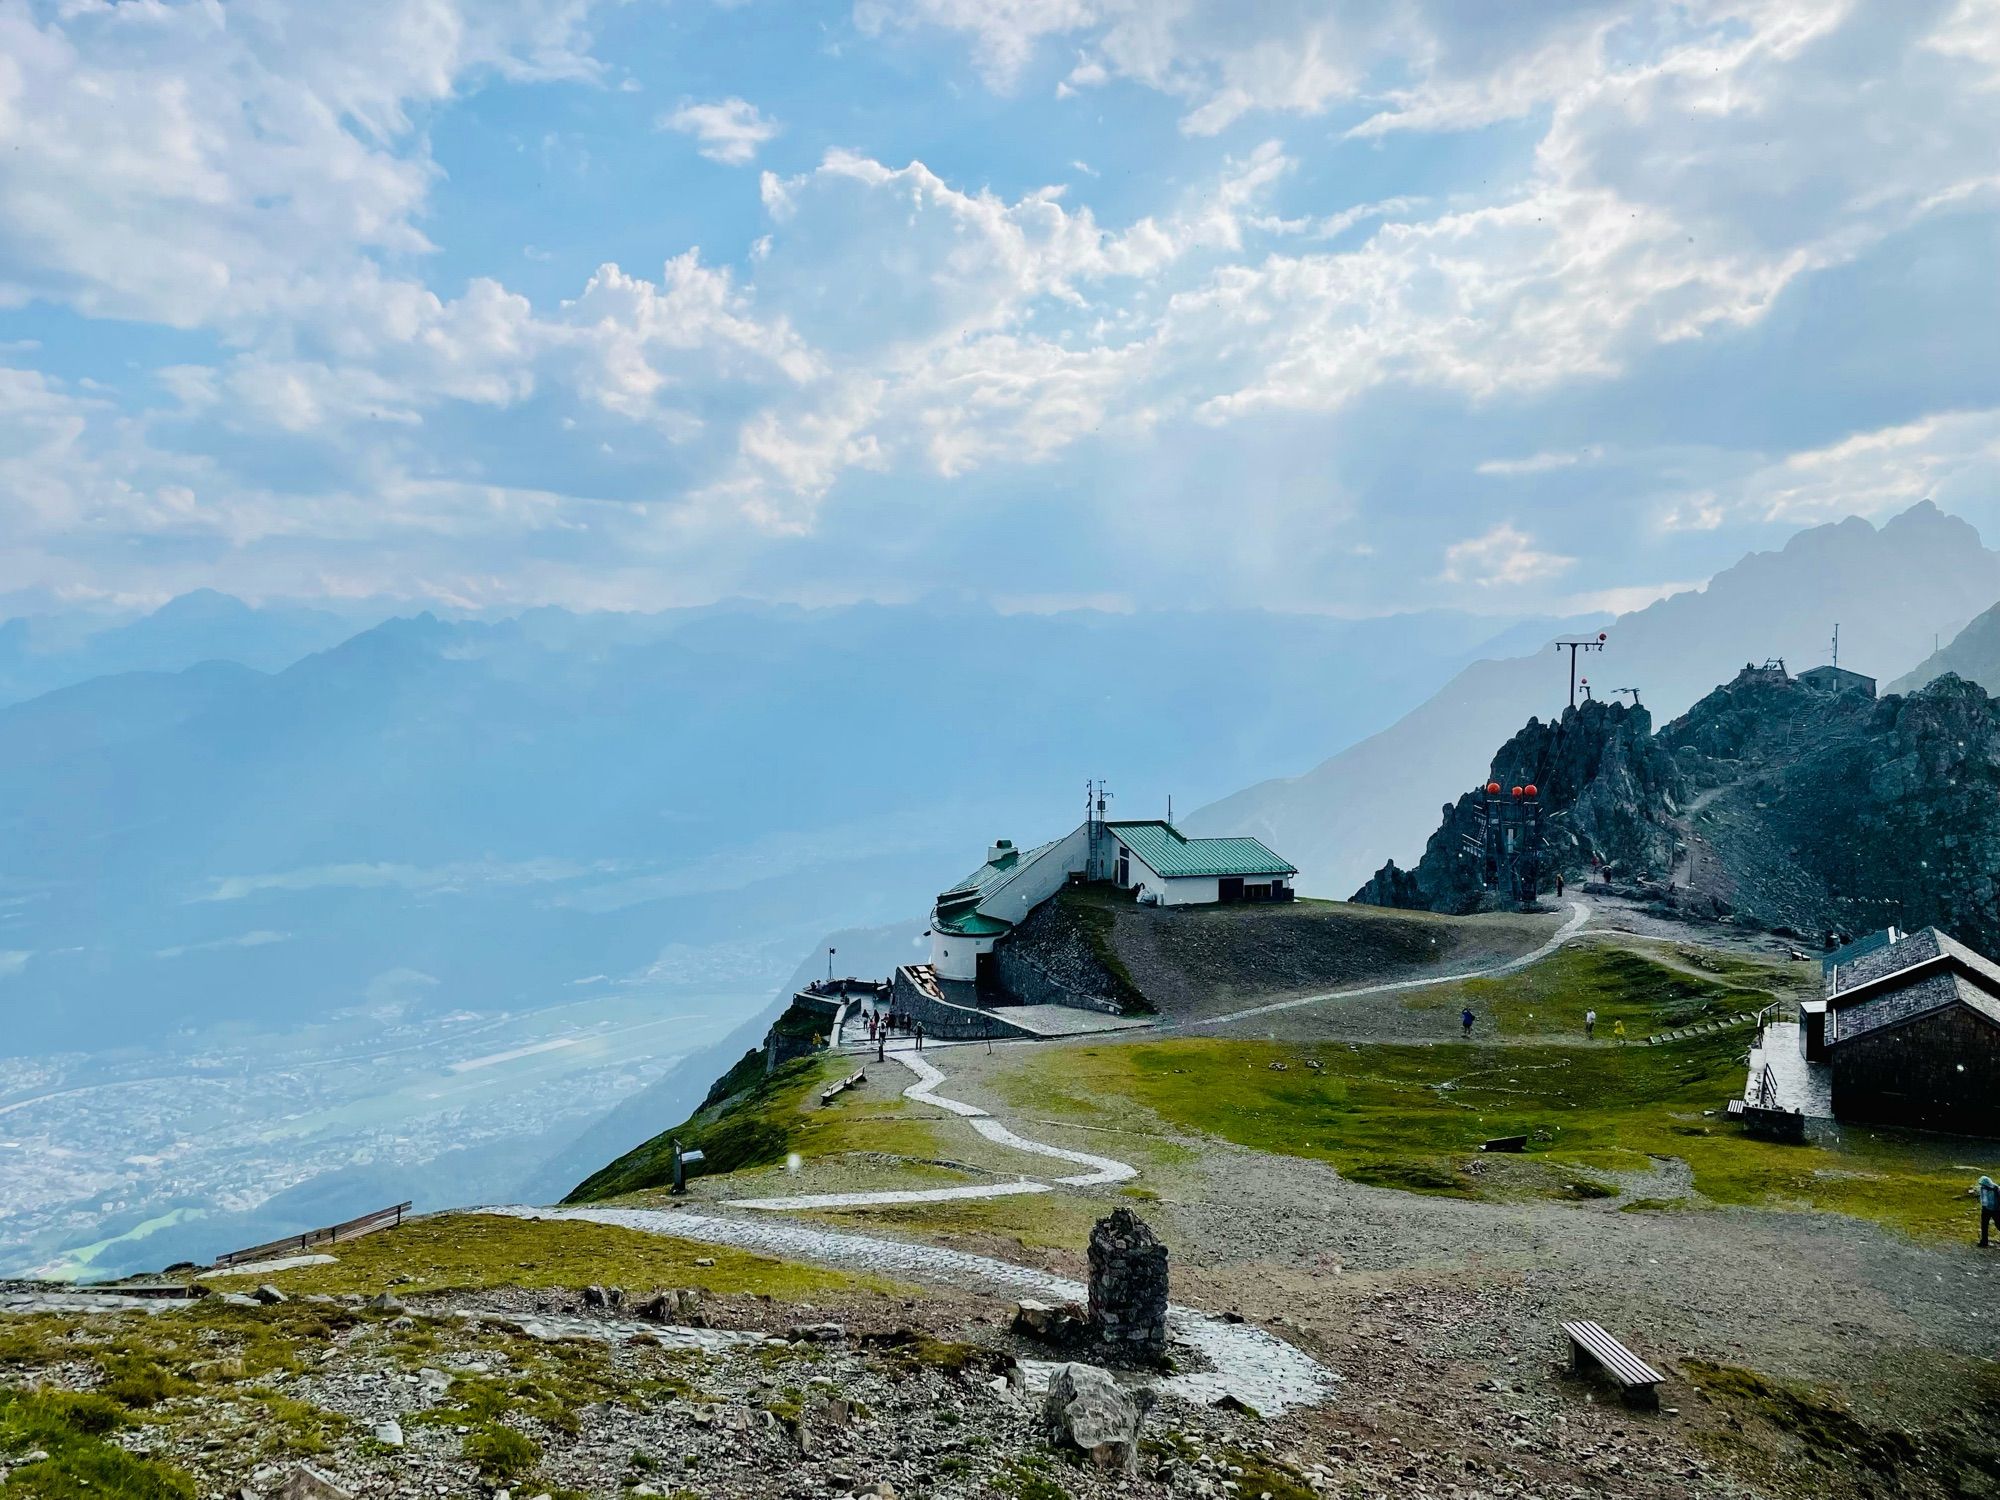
[1042,1362,1143,1475]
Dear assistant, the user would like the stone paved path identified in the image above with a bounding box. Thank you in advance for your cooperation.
[478,1205,1337,1415]
[727,1047,1136,1212]
[1192,899,1591,1028]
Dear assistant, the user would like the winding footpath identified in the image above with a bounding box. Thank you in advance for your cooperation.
[726,1045,1136,1211]
[1192,898,1591,1028]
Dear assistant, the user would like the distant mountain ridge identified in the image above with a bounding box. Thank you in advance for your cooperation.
[0,596,1576,1053]
[0,589,364,706]
[1889,601,2000,696]
[1186,503,2000,895]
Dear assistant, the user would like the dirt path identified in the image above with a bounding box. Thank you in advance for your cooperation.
[1190,900,1590,1028]
[724,1045,1139,1212]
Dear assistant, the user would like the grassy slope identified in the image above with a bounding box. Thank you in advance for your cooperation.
[567,1052,975,1205]
[1403,936,1810,1036]
[995,939,1991,1241]
[0,1213,900,1500]
[231,1213,884,1300]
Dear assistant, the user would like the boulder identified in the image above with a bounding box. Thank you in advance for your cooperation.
[636,1288,704,1325]
[253,1284,288,1305]
[365,1292,404,1314]
[274,1466,353,1500]
[1042,1362,1143,1476]
[1011,1299,1087,1344]
[371,1421,403,1449]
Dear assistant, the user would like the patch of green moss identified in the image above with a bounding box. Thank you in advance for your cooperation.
[1344,1160,1477,1197]
[463,1422,541,1483]
[997,1454,1071,1500]
[0,1387,195,1500]
[863,1329,1002,1376]
[1685,1360,1919,1479]
[1556,1177,1618,1201]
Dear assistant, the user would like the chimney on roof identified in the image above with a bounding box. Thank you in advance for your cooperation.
[988,838,1015,864]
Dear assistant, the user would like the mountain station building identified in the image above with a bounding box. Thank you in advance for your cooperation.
[1743,925,1999,1138]
[928,817,1296,984]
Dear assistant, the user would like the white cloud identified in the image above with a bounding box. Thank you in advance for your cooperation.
[660,96,782,165]
[1746,410,2000,526]
[1439,523,1577,587]
[1477,447,1603,476]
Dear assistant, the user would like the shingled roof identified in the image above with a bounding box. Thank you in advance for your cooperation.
[1828,926,2000,1002]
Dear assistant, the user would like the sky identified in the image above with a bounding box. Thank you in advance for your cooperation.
[2,0,1999,619]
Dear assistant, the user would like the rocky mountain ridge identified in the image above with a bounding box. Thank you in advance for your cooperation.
[1357,668,2000,953]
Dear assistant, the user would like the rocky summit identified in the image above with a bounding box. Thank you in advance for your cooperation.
[1356,668,2000,950]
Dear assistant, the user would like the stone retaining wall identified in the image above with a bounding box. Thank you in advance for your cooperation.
[887,968,1032,1041]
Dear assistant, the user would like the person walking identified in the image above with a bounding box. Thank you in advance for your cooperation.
[1585,1008,1596,1039]
[1556,872,1566,899]
[1460,1008,1475,1038]
[1974,1175,1999,1247]
[1612,1018,1626,1041]
[913,1020,925,1052]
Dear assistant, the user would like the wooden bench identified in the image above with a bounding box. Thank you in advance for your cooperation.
[819,1070,866,1107]
[1561,1320,1664,1407]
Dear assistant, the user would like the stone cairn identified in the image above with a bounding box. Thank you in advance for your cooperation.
[1086,1206,1168,1364]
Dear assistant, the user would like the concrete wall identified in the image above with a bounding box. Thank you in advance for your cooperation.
[888,967,1034,1041]
[992,941,1126,1016]
[1830,1005,2000,1135]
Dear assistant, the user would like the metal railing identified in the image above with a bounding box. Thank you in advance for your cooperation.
[212,1201,412,1268]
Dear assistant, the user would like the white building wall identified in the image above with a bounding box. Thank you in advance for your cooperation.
[931,822,1095,980]
[1157,875,1220,906]
[932,930,998,982]
[971,822,1093,928]
[1119,846,1220,906]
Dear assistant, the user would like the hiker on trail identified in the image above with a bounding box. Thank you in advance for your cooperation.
[1556,872,1566,898]
[914,1021,926,1052]
[1460,1008,1475,1038]
[1613,1018,1626,1040]
[1585,1008,1597,1039]
[1974,1175,1999,1247]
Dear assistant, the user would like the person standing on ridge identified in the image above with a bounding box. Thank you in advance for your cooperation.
[1461,1008,1475,1038]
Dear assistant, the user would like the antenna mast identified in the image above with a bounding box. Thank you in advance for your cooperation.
[1554,632,1609,710]
[1832,622,1840,671]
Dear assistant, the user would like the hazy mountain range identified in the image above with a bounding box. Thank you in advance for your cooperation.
[0,598,1578,1056]
[1186,503,2000,896]
[6,500,1998,1276]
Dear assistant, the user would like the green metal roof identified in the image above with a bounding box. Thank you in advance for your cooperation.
[937,838,1058,904]
[1107,821,1296,880]
[933,908,1012,937]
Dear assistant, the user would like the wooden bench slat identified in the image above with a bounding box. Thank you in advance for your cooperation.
[1561,1321,1664,1387]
